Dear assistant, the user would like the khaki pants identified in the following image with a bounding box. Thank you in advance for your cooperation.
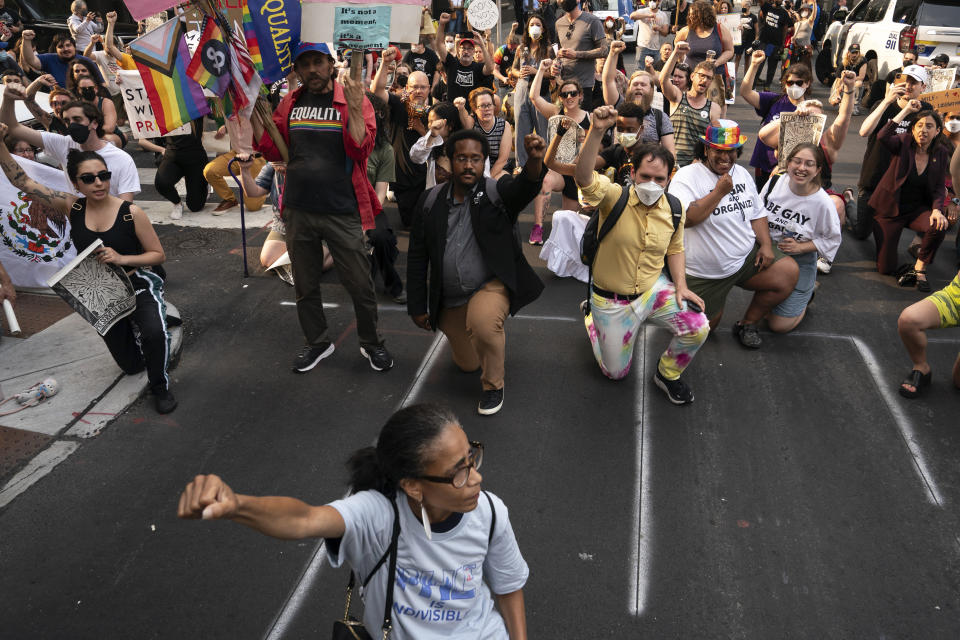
[438,279,510,391]
[203,151,268,210]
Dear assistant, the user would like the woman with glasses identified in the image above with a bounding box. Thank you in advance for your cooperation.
[177,403,529,640]
[0,130,177,414]
[465,87,513,178]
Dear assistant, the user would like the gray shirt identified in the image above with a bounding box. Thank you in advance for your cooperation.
[441,189,494,307]
[555,11,605,89]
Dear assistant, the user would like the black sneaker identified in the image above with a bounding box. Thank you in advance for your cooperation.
[653,371,694,405]
[360,344,394,371]
[292,343,335,373]
[478,388,504,415]
[733,321,762,349]
[153,387,178,414]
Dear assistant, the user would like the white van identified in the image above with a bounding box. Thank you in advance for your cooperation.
[818,0,960,83]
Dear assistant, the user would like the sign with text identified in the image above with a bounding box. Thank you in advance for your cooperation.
[920,88,960,114]
[333,6,391,50]
[118,70,192,139]
[302,0,420,47]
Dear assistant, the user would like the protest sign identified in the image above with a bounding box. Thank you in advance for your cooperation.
[927,67,957,93]
[919,88,960,113]
[124,0,178,21]
[302,0,421,48]
[466,0,499,31]
[117,70,192,139]
[776,112,827,172]
[334,5,392,51]
[717,13,741,46]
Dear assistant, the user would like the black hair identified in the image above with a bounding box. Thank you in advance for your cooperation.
[347,404,459,496]
[693,138,744,161]
[50,34,77,53]
[66,149,107,182]
[63,100,105,138]
[445,128,490,161]
[66,58,108,98]
[911,109,949,152]
[617,101,646,120]
[630,142,675,177]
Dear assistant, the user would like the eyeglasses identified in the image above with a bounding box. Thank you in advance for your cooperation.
[51,100,68,107]
[559,90,579,98]
[77,170,111,184]
[409,84,430,91]
[417,441,483,488]
[476,102,494,109]
[453,155,485,165]
[784,79,806,87]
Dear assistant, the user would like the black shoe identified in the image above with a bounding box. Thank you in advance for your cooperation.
[292,342,335,373]
[733,321,762,349]
[653,370,694,405]
[360,344,394,371]
[153,387,178,414]
[478,388,504,415]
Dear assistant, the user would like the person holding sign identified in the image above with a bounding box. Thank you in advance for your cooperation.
[435,15,494,104]
[253,42,394,375]
[0,124,176,414]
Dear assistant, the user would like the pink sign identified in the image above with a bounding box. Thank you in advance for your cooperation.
[124,0,179,21]
[303,0,424,5]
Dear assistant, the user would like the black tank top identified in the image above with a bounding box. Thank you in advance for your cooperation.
[69,199,144,256]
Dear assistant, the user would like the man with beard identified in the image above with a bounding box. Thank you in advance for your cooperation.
[373,48,431,228]
[1,89,139,200]
[601,40,675,156]
[667,121,798,349]
[407,130,547,415]
[434,15,494,104]
[19,31,102,88]
[555,0,606,111]
[659,40,721,168]
[253,43,394,374]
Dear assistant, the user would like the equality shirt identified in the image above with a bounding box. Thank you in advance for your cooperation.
[284,89,357,213]
[669,162,766,279]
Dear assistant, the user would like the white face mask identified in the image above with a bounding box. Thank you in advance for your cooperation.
[446,42,455,53]
[946,120,960,133]
[649,2,657,8]
[529,25,542,39]
[617,131,638,148]
[786,84,805,100]
[634,181,664,206]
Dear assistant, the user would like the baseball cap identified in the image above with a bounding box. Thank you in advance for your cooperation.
[901,64,928,85]
[293,42,335,63]
[932,53,950,66]
[455,32,477,47]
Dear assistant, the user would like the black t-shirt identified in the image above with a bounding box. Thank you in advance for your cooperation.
[759,5,791,45]
[403,48,440,83]
[285,90,357,214]
[443,54,491,103]
[741,13,759,44]
[0,6,21,27]
[386,92,428,188]
[859,99,933,189]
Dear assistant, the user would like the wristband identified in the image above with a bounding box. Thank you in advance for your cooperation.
[842,90,853,95]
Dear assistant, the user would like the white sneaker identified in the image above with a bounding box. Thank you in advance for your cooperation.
[817,257,832,274]
[170,202,183,220]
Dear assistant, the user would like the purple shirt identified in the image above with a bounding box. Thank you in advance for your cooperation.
[748,92,796,172]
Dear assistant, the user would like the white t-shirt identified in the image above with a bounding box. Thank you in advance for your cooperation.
[40,132,140,197]
[634,9,670,51]
[668,162,765,279]
[328,490,528,640]
[759,174,841,262]
[89,50,122,95]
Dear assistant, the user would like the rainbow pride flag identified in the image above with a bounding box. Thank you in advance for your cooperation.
[241,2,264,76]
[129,18,210,134]
[187,17,231,98]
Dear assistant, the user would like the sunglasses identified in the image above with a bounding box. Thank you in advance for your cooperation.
[785,79,806,87]
[77,170,111,184]
[559,90,579,98]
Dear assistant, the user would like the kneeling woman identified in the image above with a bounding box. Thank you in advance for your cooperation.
[178,404,529,639]
[759,143,841,333]
[0,134,176,413]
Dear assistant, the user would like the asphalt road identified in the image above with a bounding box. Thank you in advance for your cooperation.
[1,58,959,639]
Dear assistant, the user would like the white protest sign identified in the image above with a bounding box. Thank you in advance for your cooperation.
[117,70,192,139]
[466,0,499,31]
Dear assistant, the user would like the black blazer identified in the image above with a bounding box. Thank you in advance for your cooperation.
[407,168,547,328]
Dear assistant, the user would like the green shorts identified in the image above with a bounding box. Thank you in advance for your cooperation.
[927,272,960,329]
[685,243,789,319]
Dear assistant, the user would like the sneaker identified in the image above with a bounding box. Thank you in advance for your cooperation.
[360,344,394,372]
[733,321,762,349]
[478,388,504,415]
[653,370,694,405]
[292,342,335,373]
[170,202,183,220]
[153,386,178,414]
[212,198,238,215]
[817,257,832,274]
[391,289,407,304]
[528,224,543,245]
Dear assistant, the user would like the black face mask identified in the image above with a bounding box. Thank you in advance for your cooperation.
[395,74,409,87]
[67,122,91,144]
[80,87,96,100]
[560,0,578,12]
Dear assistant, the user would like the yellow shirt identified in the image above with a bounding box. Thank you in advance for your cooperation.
[118,52,136,70]
[580,173,685,295]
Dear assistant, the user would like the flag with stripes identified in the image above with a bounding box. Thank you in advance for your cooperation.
[186,17,232,98]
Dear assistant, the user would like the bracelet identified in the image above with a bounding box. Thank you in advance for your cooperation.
[842,90,854,95]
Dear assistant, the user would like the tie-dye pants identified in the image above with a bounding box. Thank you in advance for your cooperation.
[584,274,710,381]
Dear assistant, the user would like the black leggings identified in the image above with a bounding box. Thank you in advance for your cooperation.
[102,271,170,392]
[155,147,209,211]
[367,212,403,298]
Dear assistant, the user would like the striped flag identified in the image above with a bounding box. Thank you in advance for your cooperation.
[240,3,264,77]
[186,17,232,98]
[129,17,210,134]
[223,19,263,120]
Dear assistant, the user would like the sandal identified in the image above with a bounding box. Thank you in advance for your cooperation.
[899,369,932,398]
[897,269,917,287]
[916,270,931,292]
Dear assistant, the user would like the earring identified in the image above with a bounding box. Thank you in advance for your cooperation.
[420,500,433,540]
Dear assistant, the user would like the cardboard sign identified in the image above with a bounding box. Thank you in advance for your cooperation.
[927,67,957,93]
[919,88,960,114]
[117,70,192,139]
[334,5,391,50]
